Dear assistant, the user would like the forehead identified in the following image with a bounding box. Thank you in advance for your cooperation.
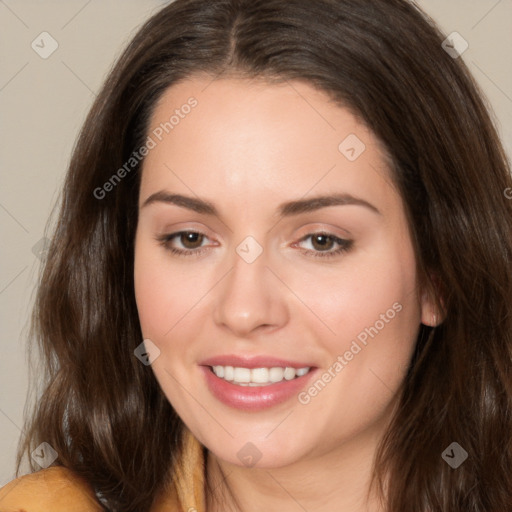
[146,75,373,155]
[140,76,397,214]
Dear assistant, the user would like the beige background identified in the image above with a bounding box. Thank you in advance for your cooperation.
[1,0,511,482]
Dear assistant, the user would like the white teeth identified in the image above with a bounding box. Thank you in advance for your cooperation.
[251,367,269,383]
[296,367,309,377]
[224,366,234,381]
[233,367,251,383]
[211,365,311,386]
[269,367,284,382]
[283,367,296,380]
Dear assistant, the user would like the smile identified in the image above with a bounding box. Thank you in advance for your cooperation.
[210,365,311,386]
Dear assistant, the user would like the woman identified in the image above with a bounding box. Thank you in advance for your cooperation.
[1,0,511,510]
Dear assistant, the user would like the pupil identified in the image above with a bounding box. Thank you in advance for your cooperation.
[183,232,202,248]
[313,234,332,251]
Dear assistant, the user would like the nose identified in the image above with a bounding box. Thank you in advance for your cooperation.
[212,246,289,337]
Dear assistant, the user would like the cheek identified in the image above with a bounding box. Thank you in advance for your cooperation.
[133,243,208,425]
[134,239,181,340]
[291,258,420,437]
[330,249,420,393]
[289,248,418,341]
[134,239,212,361]
[291,239,421,403]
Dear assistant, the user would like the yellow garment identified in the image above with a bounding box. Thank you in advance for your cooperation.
[0,427,206,512]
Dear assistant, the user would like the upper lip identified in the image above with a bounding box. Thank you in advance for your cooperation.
[200,355,315,369]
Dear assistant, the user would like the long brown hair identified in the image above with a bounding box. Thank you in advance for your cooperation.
[18,0,512,510]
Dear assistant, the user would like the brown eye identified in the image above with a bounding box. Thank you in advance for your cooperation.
[156,230,213,257]
[179,232,204,249]
[295,232,353,259]
[310,234,336,251]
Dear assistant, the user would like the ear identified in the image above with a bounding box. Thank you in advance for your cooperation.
[420,276,445,327]
[420,292,439,327]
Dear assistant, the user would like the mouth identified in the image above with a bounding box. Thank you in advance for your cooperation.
[199,356,317,411]
[209,365,311,386]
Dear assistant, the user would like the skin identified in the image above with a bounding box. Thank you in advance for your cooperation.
[134,75,438,512]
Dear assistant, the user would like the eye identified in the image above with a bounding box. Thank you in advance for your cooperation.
[155,230,353,259]
[295,232,353,259]
[156,231,212,257]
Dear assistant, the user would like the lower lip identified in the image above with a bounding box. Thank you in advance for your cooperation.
[200,366,316,411]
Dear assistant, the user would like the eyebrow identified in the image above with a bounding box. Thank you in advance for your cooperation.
[141,191,381,216]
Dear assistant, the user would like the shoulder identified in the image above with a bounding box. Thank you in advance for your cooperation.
[0,466,102,512]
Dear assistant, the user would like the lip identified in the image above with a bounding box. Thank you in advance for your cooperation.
[199,356,317,411]
[200,354,314,369]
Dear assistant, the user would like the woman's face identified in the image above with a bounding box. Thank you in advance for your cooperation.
[134,76,434,469]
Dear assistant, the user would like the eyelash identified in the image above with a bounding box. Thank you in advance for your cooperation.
[155,231,353,259]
